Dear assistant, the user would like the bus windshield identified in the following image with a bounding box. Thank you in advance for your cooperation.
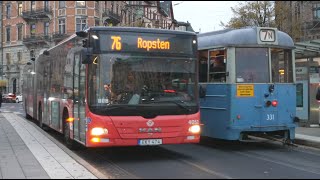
[87,54,198,116]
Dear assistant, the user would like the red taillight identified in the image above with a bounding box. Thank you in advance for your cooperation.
[272,100,278,107]
[164,89,176,93]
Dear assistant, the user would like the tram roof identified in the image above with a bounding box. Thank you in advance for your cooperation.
[197,27,294,50]
[87,26,197,36]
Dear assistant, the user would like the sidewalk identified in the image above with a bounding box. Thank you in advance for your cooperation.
[0,112,98,179]
[295,126,320,148]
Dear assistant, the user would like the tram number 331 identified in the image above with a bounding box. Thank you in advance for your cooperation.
[266,114,275,121]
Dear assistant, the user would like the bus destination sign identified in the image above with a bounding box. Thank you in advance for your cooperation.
[99,32,194,55]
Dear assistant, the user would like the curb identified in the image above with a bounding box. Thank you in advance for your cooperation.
[294,135,320,149]
[18,114,111,179]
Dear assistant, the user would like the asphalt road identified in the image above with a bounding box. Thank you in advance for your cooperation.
[5,102,320,179]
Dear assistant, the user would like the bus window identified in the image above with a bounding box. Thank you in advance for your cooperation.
[209,50,226,83]
[235,48,269,83]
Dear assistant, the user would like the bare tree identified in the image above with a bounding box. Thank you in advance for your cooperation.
[220,1,275,29]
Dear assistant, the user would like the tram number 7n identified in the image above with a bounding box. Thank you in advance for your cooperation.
[266,114,275,121]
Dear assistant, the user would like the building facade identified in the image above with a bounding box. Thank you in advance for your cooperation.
[276,1,320,42]
[1,1,176,94]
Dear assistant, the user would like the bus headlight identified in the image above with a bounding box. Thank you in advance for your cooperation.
[189,125,201,134]
[91,128,108,136]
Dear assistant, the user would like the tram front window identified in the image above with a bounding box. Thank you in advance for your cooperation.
[236,48,269,83]
[87,54,198,116]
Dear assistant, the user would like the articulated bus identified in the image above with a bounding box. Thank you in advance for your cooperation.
[23,27,201,149]
[197,27,297,143]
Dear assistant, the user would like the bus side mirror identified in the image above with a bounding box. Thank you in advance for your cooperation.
[81,48,93,64]
[199,85,206,98]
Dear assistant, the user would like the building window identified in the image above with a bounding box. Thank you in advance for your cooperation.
[95,18,100,26]
[313,3,320,19]
[17,52,22,62]
[76,18,87,31]
[76,1,86,8]
[18,2,23,16]
[111,2,114,12]
[17,25,23,41]
[44,22,49,36]
[6,53,11,65]
[31,1,36,12]
[95,1,99,10]
[6,5,11,19]
[6,27,11,42]
[30,24,36,36]
[59,1,65,9]
[44,1,49,11]
[59,19,66,34]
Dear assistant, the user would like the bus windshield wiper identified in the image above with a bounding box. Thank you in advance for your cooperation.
[150,100,191,112]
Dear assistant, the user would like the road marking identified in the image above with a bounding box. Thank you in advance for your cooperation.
[176,158,233,179]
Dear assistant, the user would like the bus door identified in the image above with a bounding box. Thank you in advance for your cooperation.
[73,53,87,144]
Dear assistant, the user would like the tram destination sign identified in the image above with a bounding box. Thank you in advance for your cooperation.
[99,32,195,55]
[257,27,278,45]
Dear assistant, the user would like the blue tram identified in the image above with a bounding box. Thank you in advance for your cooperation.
[197,27,297,142]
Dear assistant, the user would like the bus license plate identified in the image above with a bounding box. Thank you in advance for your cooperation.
[138,139,162,146]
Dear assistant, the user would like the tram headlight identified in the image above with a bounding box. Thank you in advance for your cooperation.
[189,125,201,134]
[91,128,108,136]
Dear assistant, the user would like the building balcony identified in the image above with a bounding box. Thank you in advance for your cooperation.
[51,32,72,42]
[102,10,121,25]
[21,7,52,21]
[22,33,51,45]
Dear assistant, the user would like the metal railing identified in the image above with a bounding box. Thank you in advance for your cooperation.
[102,10,121,24]
[23,33,51,43]
[21,7,52,20]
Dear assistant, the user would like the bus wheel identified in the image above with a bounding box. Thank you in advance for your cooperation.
[63,112,79,150]
[25,101,32,120]
[38,104,48,131]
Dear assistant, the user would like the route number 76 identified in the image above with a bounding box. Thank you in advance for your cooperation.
[111,36,122,50]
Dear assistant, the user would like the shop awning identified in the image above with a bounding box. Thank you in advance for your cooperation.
[0,80,7,87]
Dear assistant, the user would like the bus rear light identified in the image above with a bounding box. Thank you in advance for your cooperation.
[272,100,278,107]
[91,137,100,143]
[189,125,201,134]
[91,128,108,136]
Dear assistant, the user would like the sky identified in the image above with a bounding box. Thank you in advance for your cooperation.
[172,1,240,33]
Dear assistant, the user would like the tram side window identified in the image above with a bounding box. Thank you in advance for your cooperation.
[271,49,293,83]
[209,50,226,83]
[198,50,208,82]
